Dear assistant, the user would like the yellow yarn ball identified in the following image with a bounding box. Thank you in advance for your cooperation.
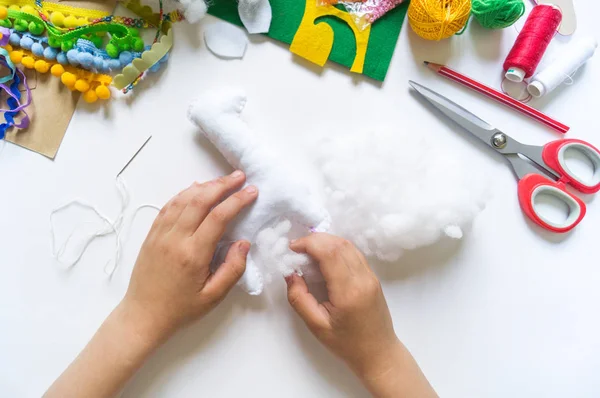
[22,56,35,69]
[50,64,64,77]
[61,72,76,87]
[83,90,98,103]
[34,59,49,73]
[74,79,90,92]
[0,6,8,19]
[408,0,472,41]
[50,12,65,27]
[95,85,111,100]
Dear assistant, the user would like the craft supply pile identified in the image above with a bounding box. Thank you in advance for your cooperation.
[3,0,599,294]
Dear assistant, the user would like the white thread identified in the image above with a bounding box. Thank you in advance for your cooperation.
[527,36,598,98]
[50,176,160,277]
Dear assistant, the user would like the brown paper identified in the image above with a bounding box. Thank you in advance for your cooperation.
[4,0,117,159]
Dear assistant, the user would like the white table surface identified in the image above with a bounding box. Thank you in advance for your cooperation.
[2,2,600,397]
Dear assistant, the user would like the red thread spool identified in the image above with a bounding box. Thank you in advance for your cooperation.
[504,5,562,82]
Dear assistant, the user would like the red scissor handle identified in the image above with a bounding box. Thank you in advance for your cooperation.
[542,139,600,194]
[518,174,586,233]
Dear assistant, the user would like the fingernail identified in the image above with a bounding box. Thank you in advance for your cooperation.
[289,239,297,245]
[245,185,257,194]
[231,170,243,178]
[239,241,251,255]
[284,275,293,287]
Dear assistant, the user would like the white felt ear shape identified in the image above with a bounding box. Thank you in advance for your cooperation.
[188,89,331,295]
[238,0,272,34]
[204,22,248,59]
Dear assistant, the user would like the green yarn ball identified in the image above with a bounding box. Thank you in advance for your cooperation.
[472,0,525,29]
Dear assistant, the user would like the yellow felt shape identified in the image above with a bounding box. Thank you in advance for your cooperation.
[113,28,173,89]
[290,2,370,73]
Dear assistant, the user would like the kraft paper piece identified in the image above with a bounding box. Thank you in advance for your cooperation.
[208,0,409,81]
[3,0,116,159]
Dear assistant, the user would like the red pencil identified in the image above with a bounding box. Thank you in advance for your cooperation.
[424,61,569,134]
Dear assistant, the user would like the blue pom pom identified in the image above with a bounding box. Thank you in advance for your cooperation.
[159,52,169,63]
[148,63,161,73]
[43,47,58,61]
[107,59,121,71]
[20,36,34,50]
[9,33,21,46]
[77,52,94,68]
[66,49,79,66]
[56,52,68,65]
[93,57,104,70]
[31,42,44,57]
[118,51,133,66]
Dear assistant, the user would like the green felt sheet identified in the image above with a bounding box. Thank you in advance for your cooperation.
[208,0,409,81]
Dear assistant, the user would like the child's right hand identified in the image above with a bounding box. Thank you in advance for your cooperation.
[286,233,437,398]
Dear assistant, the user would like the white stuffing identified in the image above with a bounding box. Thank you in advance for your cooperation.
[175,0,208,23]
[313,127,490,262]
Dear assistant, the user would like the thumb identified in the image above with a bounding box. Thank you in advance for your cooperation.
[285,274,330,332]
[203,240,249,302]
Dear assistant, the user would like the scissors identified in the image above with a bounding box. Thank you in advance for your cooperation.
[409,81,600,233]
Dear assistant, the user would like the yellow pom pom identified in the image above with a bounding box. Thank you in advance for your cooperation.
[50,12,65,27]
[4,45,12,52]
[77,17,88,26]
[83,90,98,103]
[74,79,90,92]
[0,6,8,19]
[8,5,20,11]
[21,5,35,14]
[64,15,78,28]
[50,64,64,77]
[61,72,76,87]
[95,85,111,100]
[22,56,35,69]
[408,0,471,41]
[34,60,49,73]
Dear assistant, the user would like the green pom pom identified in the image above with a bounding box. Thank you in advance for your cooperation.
[472,0,526,29]
[105,42,118,58]
[129,28,139,37]
[14,19,28,32]
[0,19,12,28]
[28,21,44,35]
[60,39,73,52]
[117,41,131,52]
[132,37,144,52]
[48,36,60,48]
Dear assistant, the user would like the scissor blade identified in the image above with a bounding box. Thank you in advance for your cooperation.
[409,81,498,148]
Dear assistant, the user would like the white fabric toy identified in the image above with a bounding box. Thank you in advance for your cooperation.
[187,89,331,295]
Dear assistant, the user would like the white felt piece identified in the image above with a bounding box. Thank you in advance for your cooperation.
[204,22,248,59]
[238,0,272,34]
[176,0,208,23]
[188,89,331,295]
[314,128,490,262]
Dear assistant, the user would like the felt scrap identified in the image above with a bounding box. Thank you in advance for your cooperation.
[2,0,116,159]
[208,0,409,81]
[238,0,272,34]
[204,22,248,59]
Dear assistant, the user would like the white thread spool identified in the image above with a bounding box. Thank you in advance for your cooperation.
[528,36,598,98]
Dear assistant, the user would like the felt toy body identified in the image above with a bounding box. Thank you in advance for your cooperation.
[188,89,331,295]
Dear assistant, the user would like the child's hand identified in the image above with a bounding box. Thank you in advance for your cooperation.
[286,234,437,398]
[123,171,258,340]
